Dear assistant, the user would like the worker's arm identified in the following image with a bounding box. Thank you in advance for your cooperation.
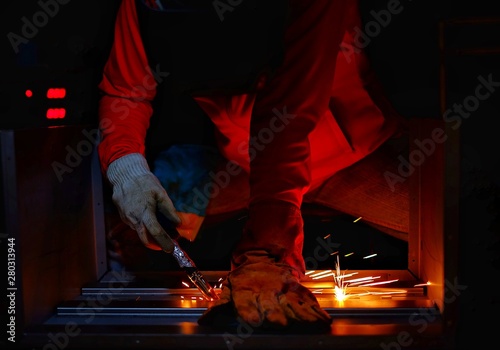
[98,0,154,171]
[98,0,180,251]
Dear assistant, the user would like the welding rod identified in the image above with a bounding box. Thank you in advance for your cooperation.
[170,240,220,301]
[153,217,219,301]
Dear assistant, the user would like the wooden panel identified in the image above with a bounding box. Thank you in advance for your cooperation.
[408,117,460,337]
[1,126,106,327]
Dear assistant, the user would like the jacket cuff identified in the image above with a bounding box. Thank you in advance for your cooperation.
[106,153,151,186]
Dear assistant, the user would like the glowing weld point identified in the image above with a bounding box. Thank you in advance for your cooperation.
[353,217,362,223]
[334,285,347,302]
[182,281,190,288]
[344,252,354,257]
[363,253,377,259]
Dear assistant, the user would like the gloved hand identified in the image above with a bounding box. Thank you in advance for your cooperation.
[106,153,181,252]
[198,203,332,331]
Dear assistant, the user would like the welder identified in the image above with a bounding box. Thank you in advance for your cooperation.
[97,0,409,331]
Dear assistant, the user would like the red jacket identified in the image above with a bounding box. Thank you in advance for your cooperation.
[98,0,406,192]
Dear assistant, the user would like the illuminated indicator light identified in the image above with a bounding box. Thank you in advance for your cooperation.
[344,252,354,257]
[46,108,66,119]
[47,88,66,99]
[353,217,362,223]
[363,253,377,259]
[182,281,190,288]
[25,90,33,98]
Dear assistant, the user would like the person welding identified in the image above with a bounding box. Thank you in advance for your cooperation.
[97,0,409,330]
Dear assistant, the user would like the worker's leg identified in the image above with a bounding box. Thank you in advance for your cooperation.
[200,0,350,330]
[232,0,349,275]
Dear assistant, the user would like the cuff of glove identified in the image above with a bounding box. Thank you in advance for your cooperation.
[107,153,152,186]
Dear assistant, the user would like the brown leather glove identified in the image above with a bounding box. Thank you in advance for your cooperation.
[198,203,332,331]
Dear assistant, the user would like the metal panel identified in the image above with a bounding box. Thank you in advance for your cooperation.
[0,125,107,328]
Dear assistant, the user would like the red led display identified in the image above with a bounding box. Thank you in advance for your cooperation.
[46,108,66,119]
[47,88,66,99]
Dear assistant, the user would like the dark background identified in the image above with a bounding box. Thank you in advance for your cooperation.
[1,0,499,348]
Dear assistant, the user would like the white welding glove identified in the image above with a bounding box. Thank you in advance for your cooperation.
[106,153,182,252]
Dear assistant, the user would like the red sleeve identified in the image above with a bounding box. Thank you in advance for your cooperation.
[97,0,157,174]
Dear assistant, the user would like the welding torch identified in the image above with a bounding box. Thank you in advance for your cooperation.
[152,216,219,301]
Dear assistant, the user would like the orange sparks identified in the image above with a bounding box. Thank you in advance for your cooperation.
[358,279,399,287]
[414,281,431,287]
[333,256,348,301]
[323,234,331,239]
[363,253,377,259]
[345,276,380,285]
[310,270,333,279]
[344,252,354,257]
[353,217,362,223]
[182,281,190,288]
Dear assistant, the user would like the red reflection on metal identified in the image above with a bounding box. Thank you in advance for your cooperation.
[46,108,66,119]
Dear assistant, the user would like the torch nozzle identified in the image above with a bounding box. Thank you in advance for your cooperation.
[171,242,219,301]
